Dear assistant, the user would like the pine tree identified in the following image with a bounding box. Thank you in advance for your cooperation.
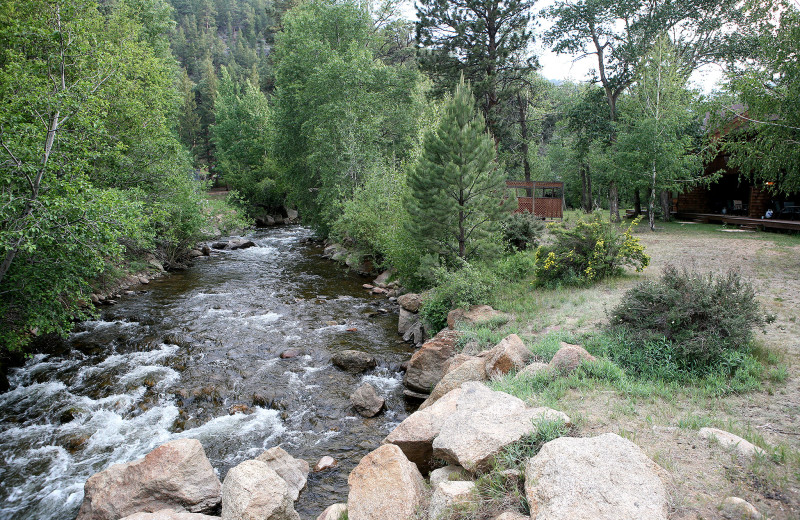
[406,77,510,262]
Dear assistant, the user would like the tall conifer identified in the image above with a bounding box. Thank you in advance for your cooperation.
[407,77,509,262]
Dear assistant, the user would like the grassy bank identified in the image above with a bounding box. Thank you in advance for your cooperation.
[450,217,800,519]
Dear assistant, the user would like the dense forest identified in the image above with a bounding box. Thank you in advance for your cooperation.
[1,0,797,352]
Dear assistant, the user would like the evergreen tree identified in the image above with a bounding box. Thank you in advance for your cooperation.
[406,77,510,262]
[195,57,217,169]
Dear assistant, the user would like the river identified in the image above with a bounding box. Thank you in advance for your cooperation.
[0,226,414,520]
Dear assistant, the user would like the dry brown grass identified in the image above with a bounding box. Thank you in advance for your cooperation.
[490,218,800,519]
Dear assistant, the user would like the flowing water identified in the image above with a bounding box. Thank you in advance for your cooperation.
[0,226,415,520]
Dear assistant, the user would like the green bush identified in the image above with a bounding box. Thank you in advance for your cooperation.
[502,212,546,251]
[494,250,538,281]
[607,266,769,374]
[419,263,498,332]
[533,214,649,287]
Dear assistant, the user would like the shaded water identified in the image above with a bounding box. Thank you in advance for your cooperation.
[0,226,414,520]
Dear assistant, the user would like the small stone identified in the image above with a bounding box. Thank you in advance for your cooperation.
[363,284,374,290]
[371,287,388,295]
[720,497,763,519]
[228,404,251,415]
[429,465,468,489]
[316,503,347,520]
[314,456,337,472]
[549,343,596,374]
[280,350,300,359]
[699,428,766,459]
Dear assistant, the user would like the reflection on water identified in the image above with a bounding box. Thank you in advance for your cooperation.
[0,226,413,520]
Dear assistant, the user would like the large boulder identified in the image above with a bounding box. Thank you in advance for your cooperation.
[720,497,763,519]
[418,356,487,410]
[404,330,461,394]
[397,293,423,313]
[525,433,668,520]
[221,459,299,520]
[77,439,221,520]
[428,481,475,520]
[483,334,531,378]
[347,444,426,520]
[549,343,595,374]
[387,382,569,474]
[121,512,218,520]
[384,386,464,472]
[431,383,570,473]
[255,447,309,501]
[446,305,509,329]
[351,383,385,417]
[331,350,377,373]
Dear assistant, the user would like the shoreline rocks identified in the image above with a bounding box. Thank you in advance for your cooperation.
[76,439,221,520]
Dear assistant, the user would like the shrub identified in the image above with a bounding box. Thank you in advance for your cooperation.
[607,266,769,373]
[533,214,649,287]
[502,212,546,251]
[494,250,538,281]
[419,263,498,332]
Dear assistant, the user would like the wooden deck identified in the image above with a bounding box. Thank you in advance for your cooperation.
[675,212,800,231]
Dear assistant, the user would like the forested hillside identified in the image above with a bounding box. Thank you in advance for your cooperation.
[1,0,797,352]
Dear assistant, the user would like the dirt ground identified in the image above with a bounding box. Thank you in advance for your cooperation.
[516,221,800,519]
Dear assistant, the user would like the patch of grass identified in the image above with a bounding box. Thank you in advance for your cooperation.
[455,323,519,354]
[439,418,571,520]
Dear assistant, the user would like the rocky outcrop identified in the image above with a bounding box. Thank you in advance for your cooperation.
[227,238,256,250]
[483,334,531,378]
[548,343,595,374]
[428,481,475,520]
[419,356,487,410]
[431,383,570,473]
[347,444,426,520]
[221,459,299,520]
[403,330,461,394]
[316,504,347,520]
[698,428,766,459]
[446,305,509,329]
[255,447,309,501]
[120,512,218,520]
[386,382,570,474]
[525,433,668,520]
[384,386,463,472]
[351,383,385,417]
[331,350,377,373]
[77,439,222,520]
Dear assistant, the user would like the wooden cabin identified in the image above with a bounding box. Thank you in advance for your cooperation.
[506,180,564,220]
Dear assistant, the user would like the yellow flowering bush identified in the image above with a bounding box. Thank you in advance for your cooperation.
[533,215,649,287]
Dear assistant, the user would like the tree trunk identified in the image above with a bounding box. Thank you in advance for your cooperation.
[660,190,671,222]
[609,181,620,223]
[517,92,532,198]
[580,165,592,213]
[649,161,657,231]
[633,189,642,216]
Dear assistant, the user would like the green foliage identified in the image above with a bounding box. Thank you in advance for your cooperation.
[723,2,800,194]
[533,215,649,287]
[271,0,425,235]
[494,250,538,282]
[212,67,283,212]
[607,265,768,372]
[0,0,208,350]
[333,163,425,285]
[502,212,546,251]
[419,263,499,333]
[406,77,510,264]
[614,35,702,230]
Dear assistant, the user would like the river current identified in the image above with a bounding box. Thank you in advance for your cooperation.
[0,226,414,520]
